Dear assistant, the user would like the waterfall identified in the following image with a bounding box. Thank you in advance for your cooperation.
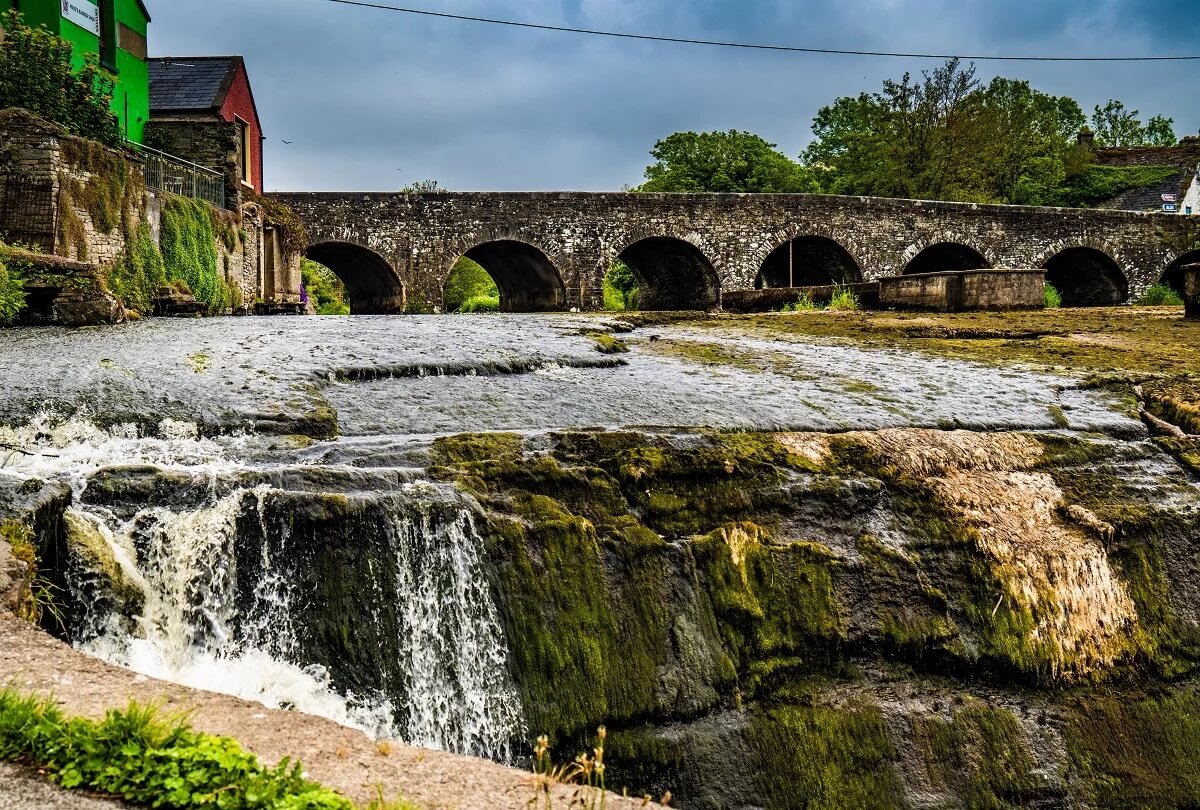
[68,481,525,761]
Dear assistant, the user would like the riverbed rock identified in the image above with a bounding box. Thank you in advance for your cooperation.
[0,529,32,616]
[426,428,1200,809]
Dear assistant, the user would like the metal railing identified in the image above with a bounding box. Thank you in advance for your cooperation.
[129,142,226,209]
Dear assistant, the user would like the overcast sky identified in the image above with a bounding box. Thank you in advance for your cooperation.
[148,0,1200,192]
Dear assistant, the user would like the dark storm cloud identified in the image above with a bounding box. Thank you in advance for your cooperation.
[147,1,1199,191]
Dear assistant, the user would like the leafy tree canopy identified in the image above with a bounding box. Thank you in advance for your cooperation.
[1091,100,1176,147]
[638,130,818,193]
[0,10,120,145]
[799,58,1178,206]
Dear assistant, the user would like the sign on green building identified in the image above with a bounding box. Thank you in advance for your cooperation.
[0,0,151,143]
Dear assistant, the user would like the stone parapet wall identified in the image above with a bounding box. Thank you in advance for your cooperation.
[722,282,881,313]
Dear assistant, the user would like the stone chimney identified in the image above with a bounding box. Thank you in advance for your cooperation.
[1077,129,1096,149]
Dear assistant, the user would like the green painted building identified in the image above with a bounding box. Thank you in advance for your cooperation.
[1,0,151,142]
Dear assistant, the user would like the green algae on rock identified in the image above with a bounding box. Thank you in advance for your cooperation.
[421,424,1200,806]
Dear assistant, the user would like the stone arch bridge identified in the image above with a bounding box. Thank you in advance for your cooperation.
[273,192,1200,313]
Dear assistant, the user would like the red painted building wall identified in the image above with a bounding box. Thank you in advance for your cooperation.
[218,63,264,192]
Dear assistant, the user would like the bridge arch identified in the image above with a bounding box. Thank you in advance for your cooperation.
[1161,250,1200,296]
[452,238,567,312]
[1042,247,1128,306]
[902,241,992,275]
[755,234,863,288]
[616,235,720,310]
[304,242,405,314]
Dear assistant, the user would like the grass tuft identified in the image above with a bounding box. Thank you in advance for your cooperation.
[1135,283,1185,307]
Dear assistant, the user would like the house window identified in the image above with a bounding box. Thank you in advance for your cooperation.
[236,117,253,188]
[99,0,117,71]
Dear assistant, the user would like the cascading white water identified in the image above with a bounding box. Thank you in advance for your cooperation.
[20,416,527,761]
[386,489,525,761]
[70,488,406,739]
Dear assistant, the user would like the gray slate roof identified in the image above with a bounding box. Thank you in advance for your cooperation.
[1101,171,1191,213]
[148,57,240,113]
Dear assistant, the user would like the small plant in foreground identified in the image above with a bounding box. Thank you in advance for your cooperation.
[1044,283,1062,309]
[1136,283,1184,307]
[0,688,384,809]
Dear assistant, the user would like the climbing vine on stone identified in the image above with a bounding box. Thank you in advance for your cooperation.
[159,196,228,314]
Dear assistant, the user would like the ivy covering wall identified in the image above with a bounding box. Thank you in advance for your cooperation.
[159,196,229,314]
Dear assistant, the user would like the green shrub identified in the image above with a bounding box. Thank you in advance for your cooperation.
[0,256,26,324]
[827,284,860,311]
[456,294,500,313]
[0,11,121,145]
[159,196,227,314]
[0,688,356,809]
[443,257,498,311]
[1136,283,1184,307]
[1044,283,1062,308]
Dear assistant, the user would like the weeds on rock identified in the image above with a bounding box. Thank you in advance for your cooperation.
[529,727,670,809]
[827,284,860,311]
[780,293,819,312]
[1044,283,1062,308]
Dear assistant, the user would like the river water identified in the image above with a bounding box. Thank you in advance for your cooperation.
[0,314,1143,759]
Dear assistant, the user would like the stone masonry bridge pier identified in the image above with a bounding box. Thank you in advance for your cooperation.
[273,191,1200,313]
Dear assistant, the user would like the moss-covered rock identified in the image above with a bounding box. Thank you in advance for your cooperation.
[748,701,904,810]
[1065,686,1200,808]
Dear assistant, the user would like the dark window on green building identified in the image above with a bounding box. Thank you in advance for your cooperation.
[99,0,117,71]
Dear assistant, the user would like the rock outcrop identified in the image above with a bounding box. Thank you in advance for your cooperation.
[37,427,1200,808]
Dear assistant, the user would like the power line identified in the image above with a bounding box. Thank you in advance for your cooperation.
[325,0,1200,62]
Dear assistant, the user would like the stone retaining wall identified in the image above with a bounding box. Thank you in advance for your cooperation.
[879,269,1046,311]
[0,108,295,321]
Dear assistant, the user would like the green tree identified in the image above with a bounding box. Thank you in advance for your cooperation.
[976,77,1086,204]
[804,59,992,201]
[802,59,1178,206]
[1145,115,1177,147]
[1091,101,1176,147]
[638,130,817,193]
[603,260,639,310]
[0,252,27,324]
[0,10,120,145]
[1092,100,1146,146]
